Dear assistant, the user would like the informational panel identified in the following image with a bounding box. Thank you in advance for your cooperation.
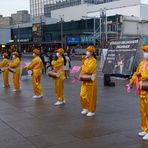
[103,39,139,76]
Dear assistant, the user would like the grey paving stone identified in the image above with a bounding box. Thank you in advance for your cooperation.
[0,59,146,148]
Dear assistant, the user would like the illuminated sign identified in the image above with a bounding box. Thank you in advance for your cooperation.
[81,36,94,43]
[66,37,80,44]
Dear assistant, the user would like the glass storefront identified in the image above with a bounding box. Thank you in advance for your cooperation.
[11,16,121,49]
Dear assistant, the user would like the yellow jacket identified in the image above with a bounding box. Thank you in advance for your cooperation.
[0,58,9,71]
[81,56,97,85]
[24,56,43,75]
[51,56,65,80]
[51,56,64,72]
[130,60,148,99]
[9,57,20,74]
[81,55,86,65]
[130,60,148,84]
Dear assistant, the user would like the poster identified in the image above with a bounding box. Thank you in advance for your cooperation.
[102,39,139,76]
[32,23,42,42]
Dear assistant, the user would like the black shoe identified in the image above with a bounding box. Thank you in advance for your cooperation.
[108,82,115,87]
[104,82,115,87]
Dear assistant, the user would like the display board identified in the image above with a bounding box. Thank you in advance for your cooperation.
[102,39,139,76]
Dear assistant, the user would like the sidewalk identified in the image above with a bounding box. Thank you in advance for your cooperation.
[0,59,147,148]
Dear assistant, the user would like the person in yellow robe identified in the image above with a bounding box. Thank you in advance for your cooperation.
[24,49,43,99]
[9,52,21,92]
[0,53,10,88]
[51,48,65,105]
[80,46,97,117]
[129,45,148,140]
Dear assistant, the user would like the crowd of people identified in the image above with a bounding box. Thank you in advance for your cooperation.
[0,46,97,117]
[0,45,148,140]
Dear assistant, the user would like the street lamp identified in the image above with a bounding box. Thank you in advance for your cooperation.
[59,15,64,48]
[100,8,107,43]
[17,24,21,53]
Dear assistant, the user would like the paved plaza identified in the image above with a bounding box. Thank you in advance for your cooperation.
[0,59,148,148]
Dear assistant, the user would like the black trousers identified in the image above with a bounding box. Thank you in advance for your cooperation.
[104,74,115,86]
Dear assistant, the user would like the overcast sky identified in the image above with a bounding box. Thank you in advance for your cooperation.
[0,0,29,16]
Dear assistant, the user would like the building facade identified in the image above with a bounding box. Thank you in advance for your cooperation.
[11,11,30,25]
[0,16,12,27]
[30,0,118,18]
[30,0,148,22]
[51,0,148,22]
[10,15,146,47]
[0,28,11,45]
[0,11,30,27]
[0,14,147,52]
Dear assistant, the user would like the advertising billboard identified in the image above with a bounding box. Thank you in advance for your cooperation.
[81,36,94,44]
[66,37,80,44]
[32,23,42,42]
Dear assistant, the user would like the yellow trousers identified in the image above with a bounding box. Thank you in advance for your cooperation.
[13,72,20,89]
[140,97,148,132]
[80,82,97,112]
[32,74,42,96]
[54,78,64,101]
[3,69,9,87]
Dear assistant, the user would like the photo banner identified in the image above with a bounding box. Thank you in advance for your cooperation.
[102,39,139,76]
[32,23,42,42]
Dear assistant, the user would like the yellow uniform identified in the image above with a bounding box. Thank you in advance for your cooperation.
[24,56,43,96]
[130,60,148,133]
[0,58,9,87]
[81,55,86,64]
[9,57,21,89]
[51,56,65,101]
[80,56,97,113]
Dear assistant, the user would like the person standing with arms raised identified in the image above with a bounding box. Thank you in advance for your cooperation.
[24,49,43,99]
[80,46,97,117]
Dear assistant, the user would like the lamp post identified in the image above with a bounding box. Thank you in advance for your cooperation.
[59,15,64,48]
[17,24,21,53]
[93,17,96,46]
[100,8,107,47]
